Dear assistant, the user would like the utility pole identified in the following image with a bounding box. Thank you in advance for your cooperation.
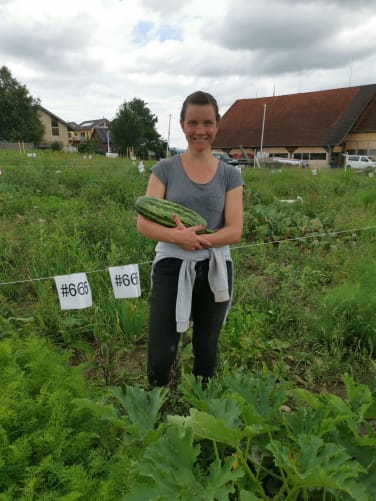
[166,113,171,158]
[107,130,111,153]
[260,103,266,157]
[349,56,354,87]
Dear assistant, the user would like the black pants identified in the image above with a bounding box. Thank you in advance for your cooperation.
[147,258,233,386]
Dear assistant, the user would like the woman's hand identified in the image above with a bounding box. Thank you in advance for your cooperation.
[172,214,212,251]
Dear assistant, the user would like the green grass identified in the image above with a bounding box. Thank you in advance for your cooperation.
[1,151,376,499]
[1,151,376,389]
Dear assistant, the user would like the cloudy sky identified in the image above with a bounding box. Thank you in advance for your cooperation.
[1,0,376,149]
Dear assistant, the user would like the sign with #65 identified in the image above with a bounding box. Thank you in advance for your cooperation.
[108,264,141,299]
[54,273,92,310]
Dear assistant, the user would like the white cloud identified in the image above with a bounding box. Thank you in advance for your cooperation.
[0,0,375,149]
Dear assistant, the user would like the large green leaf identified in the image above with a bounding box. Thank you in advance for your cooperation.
[343,374,374,420]
[107,385,168,437]
[292,383,376,445]
[74,385,168,443]
[284,405,347,438]
[203,398,242,427]
[203,457,244,500]
[169,409,244,447]
[224,370,289,424]
[132,426,201,498]
[124,426,243,500]
[268,434,368,500]
[239,491,264,501]
[179,374,227,412]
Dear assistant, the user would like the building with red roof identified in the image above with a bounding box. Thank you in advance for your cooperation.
[213,84,376,168]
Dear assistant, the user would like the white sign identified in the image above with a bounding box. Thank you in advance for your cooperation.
[138,161,145,174]
[108,264,141,299]
[54,273,92,310]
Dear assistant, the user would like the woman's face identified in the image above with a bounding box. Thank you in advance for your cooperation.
[180,104,219,153]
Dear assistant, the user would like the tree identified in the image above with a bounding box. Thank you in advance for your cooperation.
[110,98,166,157]
[78,138,99,154]
[0,66,44,144]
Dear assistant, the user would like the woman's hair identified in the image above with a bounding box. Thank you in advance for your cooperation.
[180,91,220,122]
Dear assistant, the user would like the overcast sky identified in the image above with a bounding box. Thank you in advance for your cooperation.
[1,0,376,149]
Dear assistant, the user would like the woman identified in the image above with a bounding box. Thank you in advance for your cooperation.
[137,90,244,386]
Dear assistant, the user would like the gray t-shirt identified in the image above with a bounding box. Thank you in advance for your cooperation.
[151,155,244,231]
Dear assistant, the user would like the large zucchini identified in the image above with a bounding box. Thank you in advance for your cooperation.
[135,196,212,233]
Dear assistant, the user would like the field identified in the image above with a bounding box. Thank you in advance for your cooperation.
[1,150,376,499]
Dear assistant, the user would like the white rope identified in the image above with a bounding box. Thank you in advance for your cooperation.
[1,225,376,287]
[231,225,376,250]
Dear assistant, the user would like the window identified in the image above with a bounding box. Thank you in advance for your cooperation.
[293,152,326,160]
[51,117,59,136]
[309,153,326,160]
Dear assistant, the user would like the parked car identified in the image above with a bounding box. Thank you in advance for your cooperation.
[237,157,253,166]
[344,155,376,170]
[212,151,239,166]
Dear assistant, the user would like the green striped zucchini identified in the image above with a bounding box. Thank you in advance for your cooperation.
[135,196,213,233]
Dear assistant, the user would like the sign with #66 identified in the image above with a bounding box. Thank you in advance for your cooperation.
[54,273,92,310]
[108,264,141,299]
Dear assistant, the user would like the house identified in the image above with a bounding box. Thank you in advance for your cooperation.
[213,84,376,168]
[68,118,113,153]
[91,126,112,154]
[37,105,72,150]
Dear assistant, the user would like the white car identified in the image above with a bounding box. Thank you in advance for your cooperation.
[345,155,376,170]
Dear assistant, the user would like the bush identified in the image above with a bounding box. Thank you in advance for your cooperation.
[50,140,62,151]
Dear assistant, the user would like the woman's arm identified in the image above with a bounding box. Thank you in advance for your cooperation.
[169,185,243,248]
[136,173,212,251]
[198,185,243,247]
